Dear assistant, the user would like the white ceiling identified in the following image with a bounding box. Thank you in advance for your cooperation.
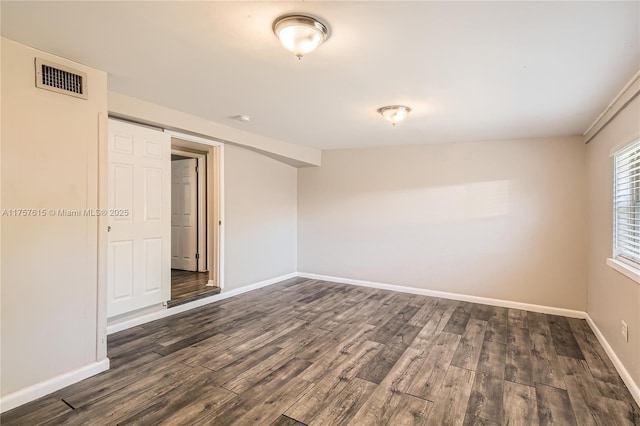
[2,1,639,150]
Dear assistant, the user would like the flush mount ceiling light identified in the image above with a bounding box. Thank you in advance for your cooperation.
[377,105,411,126]
[230,114,251,123]
[273,14,330,59]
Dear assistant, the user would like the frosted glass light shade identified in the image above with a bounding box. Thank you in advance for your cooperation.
[378,105,411,126]
[273,15,329,58]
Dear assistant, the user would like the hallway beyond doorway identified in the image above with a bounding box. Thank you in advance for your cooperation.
[169,270,220,307]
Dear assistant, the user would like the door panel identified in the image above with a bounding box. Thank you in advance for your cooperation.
[144,167,163,220]
[143,238,163,293]
[171,158,198,271]
[111,241,134,300]
[112,164,133,219]
[107,119,171,317]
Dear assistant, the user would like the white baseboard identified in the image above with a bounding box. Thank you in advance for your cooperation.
[297,272,586,319]
[585,315,640,406]
[0,358,110,414]
[107,272,297,335]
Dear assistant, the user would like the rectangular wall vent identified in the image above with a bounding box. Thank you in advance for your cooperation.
[35,58,88,100]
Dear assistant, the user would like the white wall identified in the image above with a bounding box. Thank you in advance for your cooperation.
[224,145,297,291]
[299,136,587,310]
[1,38,107,397]
[586,94,640,387]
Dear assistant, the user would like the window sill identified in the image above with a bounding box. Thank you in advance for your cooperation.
[607,258,640,285]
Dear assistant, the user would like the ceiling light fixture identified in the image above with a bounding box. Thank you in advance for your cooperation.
[377,105,411,126]
[273,14,330,59]
[231,114,251,123]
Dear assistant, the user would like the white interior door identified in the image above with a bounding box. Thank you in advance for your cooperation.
[107,119,171,317]
[171,158,198,271]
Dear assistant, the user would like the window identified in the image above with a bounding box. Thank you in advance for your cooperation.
[613,139,640,267]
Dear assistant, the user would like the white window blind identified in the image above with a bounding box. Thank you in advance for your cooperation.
[613,139,640,266]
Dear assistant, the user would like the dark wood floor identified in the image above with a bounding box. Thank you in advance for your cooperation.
[170,269,219,307]
[3,278,639,425]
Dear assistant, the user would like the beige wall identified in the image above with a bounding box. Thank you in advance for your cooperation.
[1,38,107,396]
[299,137,587,310]
[224,145,297,291]
[586,94,640,386]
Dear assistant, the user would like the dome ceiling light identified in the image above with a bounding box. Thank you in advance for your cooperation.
[230,114,251,123]
[273,14,330,59]
[377,105,411,126]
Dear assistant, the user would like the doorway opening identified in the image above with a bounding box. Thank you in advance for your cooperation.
[168,136,223,307]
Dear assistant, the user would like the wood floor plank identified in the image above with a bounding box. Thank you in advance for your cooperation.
[506,326,534,386]
[451,318,487,371]
[231,377,314,426]
[63,350,193,408]
[464,372,503,424]
[535,383,577,426]
[271,415,307,426]
[471,303,495,322]
[193,358,312,425]
[409,304,450,351]
[307,377,377,426]
[118,376,236,425]
[443,305,472,335]
[568,318,636,405]
[329,299,371,324]
[604,398,640,426]
[349,347,428,425]
[153,310,266,356]
[46,350,162,410]
[189,319,307,370]
[369,305,420,344]
[484,306,508,344]
[547,315,584,360]
[407,298,440,328]
[283,372,357,424]
[426,365,475,425]
[563,378,604,426]
[0,400,72,426]
[46,363,204,425]
[221,328,331,394]
[503,381,539,426]
[528,312,566,390]
[385,393,433,426]
[407,331,461,400]
[205,343,284,384]
[356,323,421,384]
[284,341,382,423]
[508,309,529,329]
[476,340,506,380]
[354,292,417,329]
[435,300,460,334]
[298,325,379,382]
[558,355,619,426]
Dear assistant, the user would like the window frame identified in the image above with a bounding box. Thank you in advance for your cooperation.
[609,138,640,284]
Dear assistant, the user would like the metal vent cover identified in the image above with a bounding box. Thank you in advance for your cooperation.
[35,58,88,100]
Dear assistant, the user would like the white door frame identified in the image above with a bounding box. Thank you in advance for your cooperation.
[98,122,225,346]
[166,130,225,290]
[171,149,207,272]
[97,113,108,360]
